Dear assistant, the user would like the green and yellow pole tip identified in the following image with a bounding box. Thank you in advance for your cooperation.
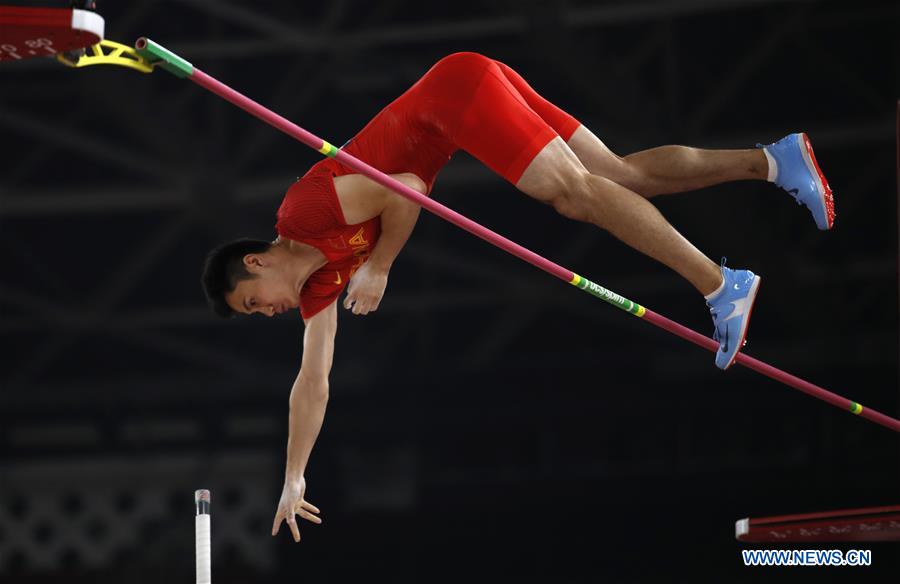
[134,37,193,78]
[849,402,863,415]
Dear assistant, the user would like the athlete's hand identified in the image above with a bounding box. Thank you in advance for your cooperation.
[343,262,388,315]
[272,477,321,543]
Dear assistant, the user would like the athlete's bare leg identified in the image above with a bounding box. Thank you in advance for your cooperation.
[566,125,768,198]
[516,136,722,296]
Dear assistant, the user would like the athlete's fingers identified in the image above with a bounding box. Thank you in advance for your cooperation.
[286,513,301,542]
[302,500,321,514]
[299,509,323,524]
[272,512,282,536]
[343,295,355,310]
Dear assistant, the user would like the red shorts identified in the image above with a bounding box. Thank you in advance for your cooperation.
[317,52,582,187]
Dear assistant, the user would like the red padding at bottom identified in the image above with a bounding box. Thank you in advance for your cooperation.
[737,505,900,542]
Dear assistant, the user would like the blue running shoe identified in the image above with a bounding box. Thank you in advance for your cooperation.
[759,133,835,230]
[707,261,762,370]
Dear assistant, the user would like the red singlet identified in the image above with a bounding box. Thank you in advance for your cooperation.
[277,52,581,318]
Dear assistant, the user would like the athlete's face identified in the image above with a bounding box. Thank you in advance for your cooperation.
[224,254,300,317]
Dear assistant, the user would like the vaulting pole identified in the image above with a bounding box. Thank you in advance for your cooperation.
[135,37,900,433]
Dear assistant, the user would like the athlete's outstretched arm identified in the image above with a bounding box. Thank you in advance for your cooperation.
[271,300,337,542]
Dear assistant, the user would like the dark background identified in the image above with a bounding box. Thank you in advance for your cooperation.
[1,0,899,582]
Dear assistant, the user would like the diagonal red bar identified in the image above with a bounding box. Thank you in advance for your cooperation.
[185,66,900,433]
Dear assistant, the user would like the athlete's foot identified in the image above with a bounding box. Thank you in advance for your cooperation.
[759,133,835,230]
[706,260,761,370]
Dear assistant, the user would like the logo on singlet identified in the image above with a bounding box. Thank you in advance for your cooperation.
[346,227,371,281]
[333,271,342,285]
[348,227,368,247]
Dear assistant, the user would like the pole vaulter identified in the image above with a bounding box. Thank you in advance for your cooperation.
[6,9,894,432]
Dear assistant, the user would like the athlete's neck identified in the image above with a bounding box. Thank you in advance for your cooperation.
[272,236,328,289]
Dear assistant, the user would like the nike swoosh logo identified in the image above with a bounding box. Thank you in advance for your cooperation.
[787,187,806,207]
[333,271,342,285]
[726,295,752,321]
[718,293,752,353]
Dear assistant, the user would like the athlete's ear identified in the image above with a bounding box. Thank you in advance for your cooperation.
[242,254,266,272]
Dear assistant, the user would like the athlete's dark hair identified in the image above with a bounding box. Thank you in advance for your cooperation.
[201,238,272,318]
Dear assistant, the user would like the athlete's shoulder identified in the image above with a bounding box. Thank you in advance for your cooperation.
[278,168,343,237]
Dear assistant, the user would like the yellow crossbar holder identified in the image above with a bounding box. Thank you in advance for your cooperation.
[57,39,154,73]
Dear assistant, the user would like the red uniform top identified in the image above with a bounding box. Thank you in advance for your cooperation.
[276,52,580,319]
[276,170,381,319]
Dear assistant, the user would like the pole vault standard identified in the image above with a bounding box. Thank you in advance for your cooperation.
[132,37,900,433]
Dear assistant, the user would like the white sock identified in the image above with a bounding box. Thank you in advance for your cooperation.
[762,147,778,183]
[704,274,726,301]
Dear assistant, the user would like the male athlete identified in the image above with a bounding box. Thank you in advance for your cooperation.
[200,52,834,542]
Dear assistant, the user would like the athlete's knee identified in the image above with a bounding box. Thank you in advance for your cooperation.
[551,172,596,222]
[551,194,587,222]
[618,154,663,196]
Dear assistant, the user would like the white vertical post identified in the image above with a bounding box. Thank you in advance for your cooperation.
[195,489,212,584]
